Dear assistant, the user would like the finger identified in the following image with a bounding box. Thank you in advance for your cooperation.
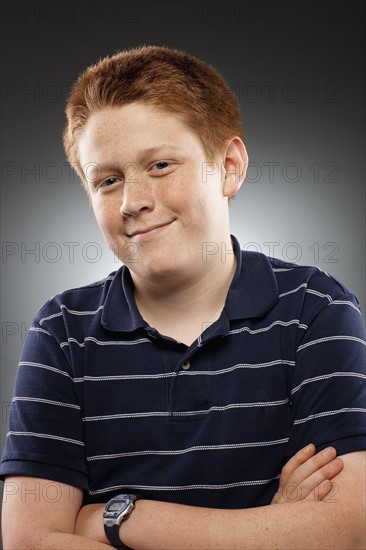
[283,457,343,502]
[280,446,338,493]
[271,490,284,505]
[314,478,339,502]
[301,457,343,501]
[312,479,333,502]
[277,444,316,490]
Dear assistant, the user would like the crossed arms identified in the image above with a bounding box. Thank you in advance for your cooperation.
[2,445,365,549]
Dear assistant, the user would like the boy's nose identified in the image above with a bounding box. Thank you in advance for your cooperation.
[120,175,155,218]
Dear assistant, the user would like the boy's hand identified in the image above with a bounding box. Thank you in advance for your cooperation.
[271,443,343,504]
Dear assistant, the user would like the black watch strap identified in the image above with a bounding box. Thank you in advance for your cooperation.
[104,524,132,550]
[104,494,141,549]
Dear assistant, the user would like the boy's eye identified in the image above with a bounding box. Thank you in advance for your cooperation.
[102,177,118,186]
[153,161,170,170]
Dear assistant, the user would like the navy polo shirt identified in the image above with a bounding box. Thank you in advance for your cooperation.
[1,236,365,508]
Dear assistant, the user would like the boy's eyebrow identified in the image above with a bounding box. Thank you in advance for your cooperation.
[136,143,186,158]
[84,162,121,180]
[85,144,186,178]
[137,142,184,161]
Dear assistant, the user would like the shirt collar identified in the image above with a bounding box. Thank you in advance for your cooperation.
[225,235,279,320]
[101,266,145,332]
[101,235,279,333]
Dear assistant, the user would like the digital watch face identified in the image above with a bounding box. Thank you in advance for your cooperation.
[107,500,127,513]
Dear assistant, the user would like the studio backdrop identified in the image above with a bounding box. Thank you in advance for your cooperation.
[1,0,365,517]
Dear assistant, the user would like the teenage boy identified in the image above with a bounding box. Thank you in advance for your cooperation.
[1,46,365,549]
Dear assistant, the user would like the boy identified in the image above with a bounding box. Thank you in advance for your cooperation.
[1,45,365,549]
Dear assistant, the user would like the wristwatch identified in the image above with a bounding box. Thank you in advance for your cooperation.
[103,493,140,549]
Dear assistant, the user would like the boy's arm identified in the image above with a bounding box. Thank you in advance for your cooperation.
[2,448,361,549]
[1,477,110,549]
[120,451,366,549]
[76,447,364,549]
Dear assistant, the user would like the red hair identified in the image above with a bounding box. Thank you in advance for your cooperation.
[63,45,243,188]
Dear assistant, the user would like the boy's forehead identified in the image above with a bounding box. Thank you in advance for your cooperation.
[78,103,204,161]
[84,102,187,135]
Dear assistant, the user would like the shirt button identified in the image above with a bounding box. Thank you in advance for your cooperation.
[181,361,191,370]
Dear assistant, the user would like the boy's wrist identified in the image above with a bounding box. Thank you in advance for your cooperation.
[103,494,141,548]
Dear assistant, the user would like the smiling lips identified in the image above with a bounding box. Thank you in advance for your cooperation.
[129,220,174,240]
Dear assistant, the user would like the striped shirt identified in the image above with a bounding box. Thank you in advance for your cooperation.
[1,236,365,508]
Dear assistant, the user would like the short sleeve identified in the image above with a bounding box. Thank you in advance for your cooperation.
[0,316,88,489]
[286,290,366,458]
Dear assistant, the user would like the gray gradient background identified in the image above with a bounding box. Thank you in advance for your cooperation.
[0,0,365,532]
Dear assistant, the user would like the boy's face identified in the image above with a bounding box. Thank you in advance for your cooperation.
[78,102,234,285]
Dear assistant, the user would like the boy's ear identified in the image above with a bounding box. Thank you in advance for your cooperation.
[222,137,248,198]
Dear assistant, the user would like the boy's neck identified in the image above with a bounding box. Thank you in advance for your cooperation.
[131,248,237,345]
